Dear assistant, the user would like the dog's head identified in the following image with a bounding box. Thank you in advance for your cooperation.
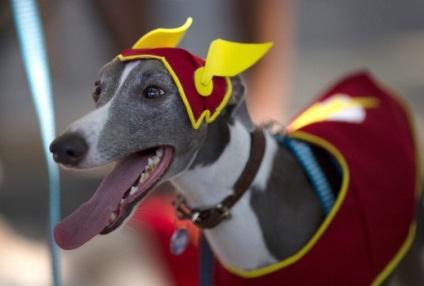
[50,18,272,250]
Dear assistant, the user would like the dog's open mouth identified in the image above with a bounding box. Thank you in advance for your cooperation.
[54,146,174,250]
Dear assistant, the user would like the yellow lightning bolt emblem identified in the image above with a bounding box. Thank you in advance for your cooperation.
[287,94,380,132]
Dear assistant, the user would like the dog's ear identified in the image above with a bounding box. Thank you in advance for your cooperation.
[223,76,255,132]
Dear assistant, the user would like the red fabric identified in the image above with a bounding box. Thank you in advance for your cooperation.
[132,71,418,285]
[120,48,229,127]
[130,194,200,286]
[213,71,418,285]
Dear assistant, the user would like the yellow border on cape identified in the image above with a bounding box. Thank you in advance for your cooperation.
[371,224,416,285]
[223,126,419,281]
[222,131,351,278]
[370,82,422,285]
[116,54,232,129]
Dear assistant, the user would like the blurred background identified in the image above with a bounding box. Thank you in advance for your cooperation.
[0,0,423,285]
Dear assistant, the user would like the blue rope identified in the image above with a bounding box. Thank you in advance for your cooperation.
[275,134,335,215]
[10,1,61,285]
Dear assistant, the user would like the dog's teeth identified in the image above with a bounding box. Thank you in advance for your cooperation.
[145,164,155,173]
[130,186,138,196]
[109,212,118,224]
[156,148,163,158]
[140,173,149,183]
[152,155,160,165]
[120,199,125,205]
[148,156,160,169]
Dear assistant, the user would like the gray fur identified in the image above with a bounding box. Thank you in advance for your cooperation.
[250,146,324,260]
[95,60,126,106]
[95,59,208,179]
[189,77,249,168]
[190,117,230,169]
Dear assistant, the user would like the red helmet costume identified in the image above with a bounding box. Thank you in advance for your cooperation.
[117,17,272,129]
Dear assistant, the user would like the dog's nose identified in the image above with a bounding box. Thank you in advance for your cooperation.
[50,133,88,166]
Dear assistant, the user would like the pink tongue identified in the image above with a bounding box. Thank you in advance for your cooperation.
[54,152,150,250]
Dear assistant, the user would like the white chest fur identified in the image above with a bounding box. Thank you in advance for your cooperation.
[172,121,279,270]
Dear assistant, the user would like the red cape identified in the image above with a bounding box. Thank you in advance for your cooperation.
[132,71,420,286]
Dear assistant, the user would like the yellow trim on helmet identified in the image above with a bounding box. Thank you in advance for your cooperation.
[188,76,231,129]
[116,54,232,129]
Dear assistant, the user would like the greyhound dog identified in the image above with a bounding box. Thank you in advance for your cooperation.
[50,19,423,285]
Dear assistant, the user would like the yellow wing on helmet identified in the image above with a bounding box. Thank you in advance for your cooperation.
[132,17,193,49]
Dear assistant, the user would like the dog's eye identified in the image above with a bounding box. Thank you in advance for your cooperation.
[144,86,165,99]
[92,80,101,103]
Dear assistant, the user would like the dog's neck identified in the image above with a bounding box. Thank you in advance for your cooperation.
[173,119,251,208]
[172,115,324,270]
[172,118,277,269]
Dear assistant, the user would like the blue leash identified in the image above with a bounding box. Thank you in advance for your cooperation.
[10,1,62,285]
[199,236,214,286]
[275,133,335,215]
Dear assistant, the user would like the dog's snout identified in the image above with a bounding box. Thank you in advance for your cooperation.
[50,133,88,166]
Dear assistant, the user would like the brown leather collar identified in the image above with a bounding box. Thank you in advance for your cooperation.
[174,128,266,229]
